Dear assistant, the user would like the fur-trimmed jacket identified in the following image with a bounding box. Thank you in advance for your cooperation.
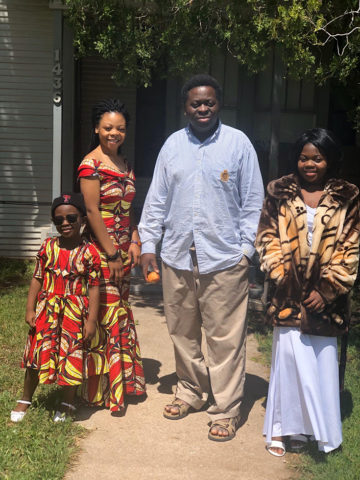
[255,174,360,336]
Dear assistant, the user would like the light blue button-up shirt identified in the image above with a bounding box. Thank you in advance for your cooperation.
[138,122,264,274]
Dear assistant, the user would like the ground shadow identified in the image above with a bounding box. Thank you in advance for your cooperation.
[138,356,177,395]
[126,393,148,405]
[33,386,106,422]
[340,389,353,420]
[32,385,105,422]
[76,405,108,421]
[142,357,162,385]
[238,373,269,428]
[131,294,165,316]
[35,386,62,412]
[297,439,337,463]
[75,393,149,421]
[158,372,178,394]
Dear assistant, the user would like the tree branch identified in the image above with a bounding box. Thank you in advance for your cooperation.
[309,0,360,56]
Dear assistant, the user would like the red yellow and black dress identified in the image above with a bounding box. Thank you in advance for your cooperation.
[22,237,101,386]
[78,158,146,412]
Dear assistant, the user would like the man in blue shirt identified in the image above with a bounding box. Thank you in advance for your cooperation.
[139,74,264,441]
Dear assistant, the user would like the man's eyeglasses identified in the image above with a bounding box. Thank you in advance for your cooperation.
[52,214,79,226]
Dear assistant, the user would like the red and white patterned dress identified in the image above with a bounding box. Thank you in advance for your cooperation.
[22,237,101,386]
[78,158,146,412]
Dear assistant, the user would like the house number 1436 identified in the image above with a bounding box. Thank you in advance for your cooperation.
[53,49,62,105]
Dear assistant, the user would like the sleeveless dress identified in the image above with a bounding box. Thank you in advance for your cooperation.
[78,158,146,412]
[22,237,101,386]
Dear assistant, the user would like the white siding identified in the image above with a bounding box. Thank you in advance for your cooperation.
[0,0,53,258]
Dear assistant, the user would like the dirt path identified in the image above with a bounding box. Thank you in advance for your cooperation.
[65,295,293,480]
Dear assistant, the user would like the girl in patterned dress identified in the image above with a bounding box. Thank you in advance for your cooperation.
[10,193,101,423]
[78,99,146,413]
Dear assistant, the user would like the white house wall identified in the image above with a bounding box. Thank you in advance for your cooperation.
[0,0,53,257]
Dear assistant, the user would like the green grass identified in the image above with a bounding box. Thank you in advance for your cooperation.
[0,259,85,480]
[251,292,360,480]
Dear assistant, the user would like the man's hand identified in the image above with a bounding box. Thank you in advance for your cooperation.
[141,253,159,280]
[303,290,325,313]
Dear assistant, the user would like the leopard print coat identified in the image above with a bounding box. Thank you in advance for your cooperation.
[255,174,360,335]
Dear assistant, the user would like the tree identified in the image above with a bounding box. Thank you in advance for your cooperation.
[65,0,360,128]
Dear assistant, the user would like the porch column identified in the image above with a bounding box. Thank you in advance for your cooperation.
[51,6,63,199]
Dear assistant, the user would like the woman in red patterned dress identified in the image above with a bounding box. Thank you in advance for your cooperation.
[78,99,146,413]
[10,193,101,423]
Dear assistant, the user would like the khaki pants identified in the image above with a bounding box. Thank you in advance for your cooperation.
[162,255,249,421]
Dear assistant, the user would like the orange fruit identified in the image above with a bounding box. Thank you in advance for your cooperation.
[278,308,292,319]
[147,271,160,283]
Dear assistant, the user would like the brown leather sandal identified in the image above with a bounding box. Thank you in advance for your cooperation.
[208,417,238,442]
[163,399,192,420]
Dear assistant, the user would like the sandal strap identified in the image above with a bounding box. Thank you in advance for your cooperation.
[60,402,76,411]
[17,400,31,405]
[169,401,186,408]
[268,440,285,450]
[266,440,286,457]
[166,401,189,412]
[166,399,190,409]
[210,417,237,435]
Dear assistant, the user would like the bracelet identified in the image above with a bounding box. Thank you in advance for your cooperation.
[106,250,120,261]
[131,240,142,246]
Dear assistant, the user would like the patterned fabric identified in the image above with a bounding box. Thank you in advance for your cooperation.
[22,237,101,386]
[255,174,360,335]
[78,158,146,411]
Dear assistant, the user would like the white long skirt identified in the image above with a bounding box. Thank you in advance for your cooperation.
[263,327,342,452]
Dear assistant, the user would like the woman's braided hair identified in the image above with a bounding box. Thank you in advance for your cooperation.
[89,98,130,152]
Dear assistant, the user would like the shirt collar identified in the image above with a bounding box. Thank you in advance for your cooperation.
[185,120,222,145]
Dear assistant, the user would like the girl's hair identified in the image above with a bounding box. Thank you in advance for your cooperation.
[89,99,130,152]
[292,128,342,178]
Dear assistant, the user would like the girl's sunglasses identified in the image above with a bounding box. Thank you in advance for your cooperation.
[52,214,79,226]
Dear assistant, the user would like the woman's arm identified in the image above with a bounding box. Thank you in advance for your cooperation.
[128,208,141,267]
[83,284,100,344]
[255,196,286,285]
[130,208,139,241]
[25,277,42,327]
[80,177,124,283]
